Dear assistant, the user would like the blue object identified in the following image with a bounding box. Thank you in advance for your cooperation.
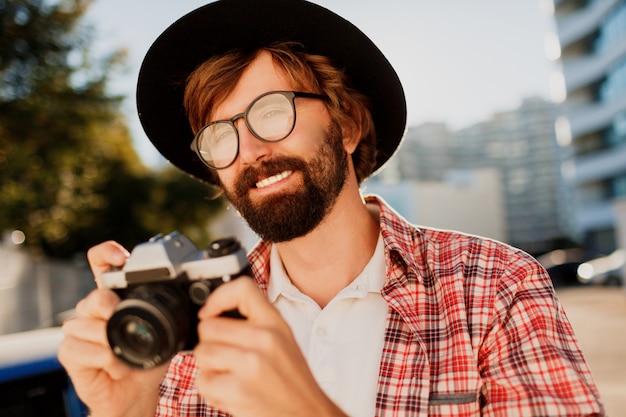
[0,328,87,417]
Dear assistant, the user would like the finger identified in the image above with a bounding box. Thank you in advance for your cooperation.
[58,336,131,381]
[194,330,291,385]
[75,288,121,320]
[194,340,246,374]
[195,371,238,414]
[196,314,286,350]
[62,316,108,345]
[199,277,282,325]
[87,241,130,286]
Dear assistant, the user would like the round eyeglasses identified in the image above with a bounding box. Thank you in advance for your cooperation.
[190,90,327,170]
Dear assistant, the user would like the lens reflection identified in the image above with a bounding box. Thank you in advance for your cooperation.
[120,316,157,358]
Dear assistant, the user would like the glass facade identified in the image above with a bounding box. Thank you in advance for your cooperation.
[599,57,626,103]
[607,112,626,146]
[594,1,626,53]
[554,0,626,253]
[613,174,626,199]
[598,2,626,151]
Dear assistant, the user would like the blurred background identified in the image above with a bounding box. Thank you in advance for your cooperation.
[1,0,625,415]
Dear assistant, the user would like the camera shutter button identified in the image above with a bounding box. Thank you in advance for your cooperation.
[189,281,212,305]
[207,237,240,257]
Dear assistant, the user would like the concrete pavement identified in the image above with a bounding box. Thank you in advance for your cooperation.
[556,286,626,417]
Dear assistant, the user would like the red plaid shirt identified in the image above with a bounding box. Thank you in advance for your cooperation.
[156,196,604,416]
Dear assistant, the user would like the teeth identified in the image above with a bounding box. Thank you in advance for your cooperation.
[256,171,292,189]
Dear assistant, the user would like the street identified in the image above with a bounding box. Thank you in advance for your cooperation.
[557,286,626,417]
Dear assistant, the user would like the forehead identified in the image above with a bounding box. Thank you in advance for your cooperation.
[213,51,294,119]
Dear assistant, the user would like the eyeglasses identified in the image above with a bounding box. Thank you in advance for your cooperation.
[190,90,327,170]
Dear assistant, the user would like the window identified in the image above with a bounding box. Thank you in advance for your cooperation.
[611,174,626,198]
[606,112,626,146]
[599,57,626,103]
[594,2,626,53]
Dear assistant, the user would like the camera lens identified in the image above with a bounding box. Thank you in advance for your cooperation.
[117,315,158,358]
[107,286,191,369]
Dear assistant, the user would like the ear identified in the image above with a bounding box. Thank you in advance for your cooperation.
[342,121,362,155]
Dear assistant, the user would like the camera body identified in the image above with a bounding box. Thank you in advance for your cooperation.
[101,232,251,369]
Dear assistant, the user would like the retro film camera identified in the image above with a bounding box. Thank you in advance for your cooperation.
[101,232,251,369]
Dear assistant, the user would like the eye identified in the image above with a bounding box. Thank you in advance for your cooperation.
[259,105,290,120]
[249,94,292,122]
[208,123,236,145]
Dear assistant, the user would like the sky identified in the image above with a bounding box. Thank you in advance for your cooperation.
[85,0,558,167]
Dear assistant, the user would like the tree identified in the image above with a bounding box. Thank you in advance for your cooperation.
[0,0,225,258]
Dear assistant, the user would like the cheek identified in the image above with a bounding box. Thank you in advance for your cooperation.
[216,168,236,190]
[292,113,331,153]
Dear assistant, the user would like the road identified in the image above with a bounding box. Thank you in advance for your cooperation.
[557,286,626,417]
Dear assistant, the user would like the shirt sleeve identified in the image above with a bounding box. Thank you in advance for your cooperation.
[155,353,230,417]
[478,252,605,416]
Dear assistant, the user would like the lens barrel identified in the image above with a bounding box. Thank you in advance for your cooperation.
[107,286,190,369]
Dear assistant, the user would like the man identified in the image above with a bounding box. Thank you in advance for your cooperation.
[58,0,605,416]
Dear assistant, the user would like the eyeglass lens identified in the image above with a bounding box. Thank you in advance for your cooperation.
[196,92,296,169]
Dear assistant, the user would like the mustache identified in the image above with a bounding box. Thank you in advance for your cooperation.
[234,157,308,195]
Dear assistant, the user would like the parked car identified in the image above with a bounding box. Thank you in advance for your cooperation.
[577,249,625,287]
[537,248,589,287]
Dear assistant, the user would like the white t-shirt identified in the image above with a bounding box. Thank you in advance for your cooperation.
[267,234,388,417]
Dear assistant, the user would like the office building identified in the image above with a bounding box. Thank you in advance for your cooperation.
[384,97,575,255]
[550,0,626,253]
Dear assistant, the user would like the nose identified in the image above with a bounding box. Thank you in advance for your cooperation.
[235,118,272,165]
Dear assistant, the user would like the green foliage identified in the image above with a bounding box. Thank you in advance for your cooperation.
[0,0,225,258]
[90,166,226,257]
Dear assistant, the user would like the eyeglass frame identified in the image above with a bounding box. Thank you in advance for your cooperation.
[190,90,328,170]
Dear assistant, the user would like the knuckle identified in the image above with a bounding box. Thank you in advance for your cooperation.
[86,242,109,263]
[61,317,76,335]
[74,289,119,320]
[240,349,264,375]
[94,289,120,313]
[197,319,217,341]
[193,343,211,364]
[254,327,281,351]
[74,297,88,316]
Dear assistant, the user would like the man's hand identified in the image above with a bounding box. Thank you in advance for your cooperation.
[86,240,129,287]
[194,278,348,417]
[57,241,167,417]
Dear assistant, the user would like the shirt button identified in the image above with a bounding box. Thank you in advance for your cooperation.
[316,327,327,338]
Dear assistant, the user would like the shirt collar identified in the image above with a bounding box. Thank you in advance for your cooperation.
[266,243,299,303]
[267,220,386,304]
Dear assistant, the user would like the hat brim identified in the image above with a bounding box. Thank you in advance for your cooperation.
[137,0,406,184]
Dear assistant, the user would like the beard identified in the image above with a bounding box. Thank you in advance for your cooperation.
[222,122,349,242]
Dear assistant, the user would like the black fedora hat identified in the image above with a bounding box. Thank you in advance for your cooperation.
[137,0,406,184]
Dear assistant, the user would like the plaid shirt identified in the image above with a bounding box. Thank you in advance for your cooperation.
[156,195,604,416]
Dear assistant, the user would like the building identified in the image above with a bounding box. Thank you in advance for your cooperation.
[385,97,574,255]
[454,97,576,254]
[364,169,507,243]
[550,0,626,254]
[394,122,455,182]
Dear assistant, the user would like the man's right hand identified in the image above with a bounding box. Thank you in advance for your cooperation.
[57,241,168,417]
